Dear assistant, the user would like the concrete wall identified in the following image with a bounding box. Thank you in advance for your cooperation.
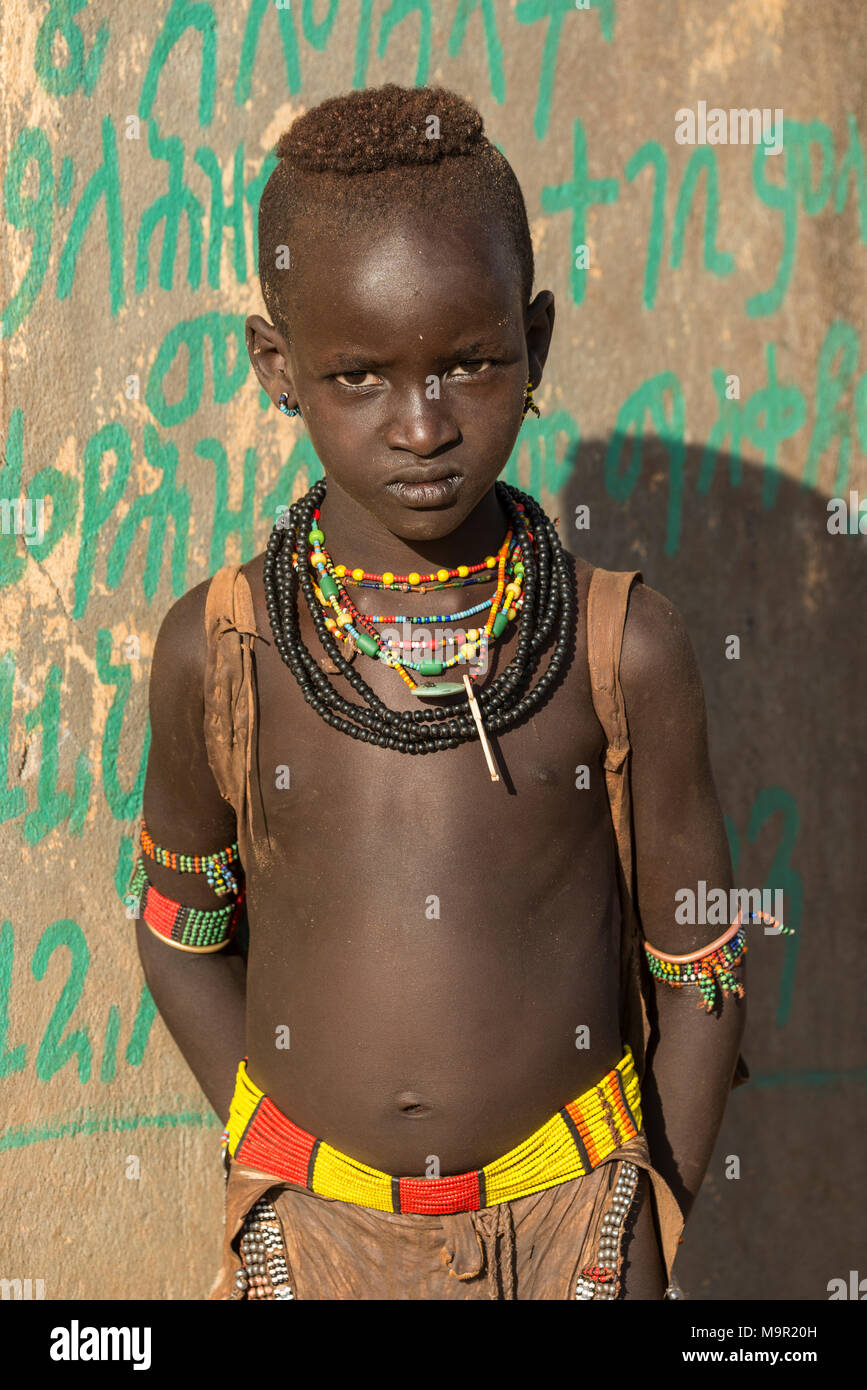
[0,0,864,1301]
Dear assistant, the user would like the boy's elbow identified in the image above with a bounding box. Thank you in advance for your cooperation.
[133,918,172,1001]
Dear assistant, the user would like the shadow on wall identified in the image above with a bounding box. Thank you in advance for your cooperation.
[557,439,864,1300]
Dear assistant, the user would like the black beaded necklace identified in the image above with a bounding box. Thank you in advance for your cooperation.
[263,478,575,755]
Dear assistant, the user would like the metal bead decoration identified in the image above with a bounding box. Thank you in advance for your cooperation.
[234,1196,294,1301]
[574,1160,640,1300]
[263,478,575,756]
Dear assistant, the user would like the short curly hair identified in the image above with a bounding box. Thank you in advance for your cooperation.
[258,84,534,342]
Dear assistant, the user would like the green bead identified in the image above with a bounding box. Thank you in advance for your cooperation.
[418,659,444,676]
[308,528,324,544]
[492,611,509,638]
[414,682,466,699]
[354,631,379,657]
[318,574,338,600]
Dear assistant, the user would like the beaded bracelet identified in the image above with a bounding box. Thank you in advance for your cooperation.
[127,859,244,953]
[140,817,241,897]
[644,911,794,1012]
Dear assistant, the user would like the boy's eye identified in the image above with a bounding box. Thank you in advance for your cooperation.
[334,370,383,387]
[333,361,495,387]
[448,360,494,377]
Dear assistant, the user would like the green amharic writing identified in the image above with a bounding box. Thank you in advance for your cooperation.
[0,915,156,1086]
[3,112,864,334]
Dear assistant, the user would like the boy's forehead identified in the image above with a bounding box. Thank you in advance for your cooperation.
[289,214,523,350]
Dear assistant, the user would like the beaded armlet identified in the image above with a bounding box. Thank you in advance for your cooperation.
[643,911,793,1012]
[140,816,240,896]
[127,858,245,953]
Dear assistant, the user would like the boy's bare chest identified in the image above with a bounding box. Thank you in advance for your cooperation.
[248,556,608,874]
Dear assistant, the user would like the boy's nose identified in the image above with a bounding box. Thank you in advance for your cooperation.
[383,386,460,457]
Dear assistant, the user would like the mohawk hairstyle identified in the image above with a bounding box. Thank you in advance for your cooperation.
[258,84,534,342]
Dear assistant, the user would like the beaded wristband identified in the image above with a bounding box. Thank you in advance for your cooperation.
[127,859,244,953]
[140,817,240,896]
[644,911,794,1012]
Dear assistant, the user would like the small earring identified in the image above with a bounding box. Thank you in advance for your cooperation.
[522,376,541,420]
[278,392,302,418]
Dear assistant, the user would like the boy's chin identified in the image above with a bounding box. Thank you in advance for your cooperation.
[371,502,471,541]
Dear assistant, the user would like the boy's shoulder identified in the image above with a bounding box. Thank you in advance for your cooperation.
[153,572,214,673]
[155,553,267,650]
[619,579,696,694]
[563,546,696,705]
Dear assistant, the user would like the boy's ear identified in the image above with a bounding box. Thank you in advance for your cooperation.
[524,290,555,387]
[246,314,295,405]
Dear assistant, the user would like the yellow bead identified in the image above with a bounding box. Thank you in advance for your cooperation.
[325,618,336,631]
[485,555,497,568]
[337,610,352,627]
[508,607,517,620]
[466,629,479,642]
[382,571,394,586]
[457,565,469,578]
[352,568,364,581]
[313,586,323,603]
[464,643,477,660]
[335,564,346,577]
[437,569,449,583]
[408,572,420,585]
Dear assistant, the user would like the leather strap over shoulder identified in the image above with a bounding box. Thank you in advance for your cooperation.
[204,563,260,646]
[586,568,643,889]
[203,564,271,863]
[585,567,649,1080]
[586,569,641,755]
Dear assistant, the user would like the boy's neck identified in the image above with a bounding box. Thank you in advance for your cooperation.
[315,477,511,574]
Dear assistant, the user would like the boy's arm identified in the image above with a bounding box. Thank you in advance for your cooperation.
[619,583,746,1222]
[134,580,246,1122]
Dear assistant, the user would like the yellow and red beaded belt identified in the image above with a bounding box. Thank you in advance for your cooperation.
[225,1046,642,1215]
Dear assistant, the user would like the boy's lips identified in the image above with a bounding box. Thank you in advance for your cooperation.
[384,473,464,508]
[386,465,462,485]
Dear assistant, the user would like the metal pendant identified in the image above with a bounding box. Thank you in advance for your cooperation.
[318,635,357,674]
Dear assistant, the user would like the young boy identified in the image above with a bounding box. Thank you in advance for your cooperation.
[133,84,748,1301]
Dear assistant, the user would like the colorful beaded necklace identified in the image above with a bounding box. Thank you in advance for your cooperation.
[298,520,526,695]
[262,478,575,773]
[333,554,500,590]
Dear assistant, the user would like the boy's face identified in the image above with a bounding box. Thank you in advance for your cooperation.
[248,211,554,541]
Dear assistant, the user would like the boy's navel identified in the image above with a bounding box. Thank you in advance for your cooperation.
[395,1091,433,1117]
